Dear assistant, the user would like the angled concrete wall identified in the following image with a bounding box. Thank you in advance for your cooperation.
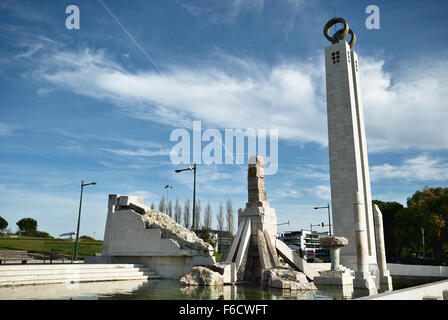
[98,194,215,279]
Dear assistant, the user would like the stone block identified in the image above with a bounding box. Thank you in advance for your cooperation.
[264,268,316,290]
[257,230,272,270]
[353,271,378,295]
[314,268,354,286]
[180,266,224,286]
[320,236,348,248]
[248,155,265,168]
[247,167,264,178]
[211,262,237,284]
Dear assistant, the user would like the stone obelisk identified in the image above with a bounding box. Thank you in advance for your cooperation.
[223,155,280,282]
[323,18,378,272]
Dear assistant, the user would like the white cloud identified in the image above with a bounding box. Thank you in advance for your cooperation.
[270,189,304,200]
[128,190,158,203]
[370,155,448,182]
[303,184,331,201]
[0,122,14,136]
[360,55,448,152]
[35,48,448,153]
[173,163,246,195]
[102,148,171,157]
[36,88,52,97]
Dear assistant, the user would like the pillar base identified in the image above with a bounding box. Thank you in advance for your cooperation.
[353,271,377,295]
[379,273,393,292]
[314,267,354,287]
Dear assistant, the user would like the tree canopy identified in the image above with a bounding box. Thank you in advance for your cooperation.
[0,216,8,231]
[16,217,37,233]
[374,186,448,265]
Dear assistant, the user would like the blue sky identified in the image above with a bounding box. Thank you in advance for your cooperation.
[0,0,447,239]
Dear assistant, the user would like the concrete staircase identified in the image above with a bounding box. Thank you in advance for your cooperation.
[0,264,160,287]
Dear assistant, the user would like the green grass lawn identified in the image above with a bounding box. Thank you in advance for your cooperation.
[213,252,223,262]
[0,235,103,260]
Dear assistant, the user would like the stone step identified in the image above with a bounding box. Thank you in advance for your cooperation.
[0,264,160,286]
[0,264,146,271]
[0,275,150,287]
[0,267,156,277]
[0,272,159,286]
[0,270,156,281]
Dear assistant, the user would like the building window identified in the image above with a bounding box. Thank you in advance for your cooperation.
[331,51,340,64]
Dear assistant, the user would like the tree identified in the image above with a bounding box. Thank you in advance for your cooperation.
[0,216,7,232]
[167,199,173,218]
[197,228,217,249]
[159,196,166,213]
[373,200,404,262]
[16,218,37,234]
[194,199,201,230]
[217,202,224,232]
[183,199,191,229]
[174,199,182,224]
[226,199,234,235]
[406,187,448,263]
[374,187,448,265]
[204,201,212,231]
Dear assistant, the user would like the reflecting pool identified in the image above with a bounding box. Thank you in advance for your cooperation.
[0,276,441,300]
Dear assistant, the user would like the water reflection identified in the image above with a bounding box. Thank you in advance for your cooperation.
[100,280,319,300]
[0,276,439,300]
[314,285,354,300]
[0,279,147,300]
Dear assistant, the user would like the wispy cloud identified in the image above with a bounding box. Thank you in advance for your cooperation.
[102,148,170,157]
[30,46,448,152]
[0,1,43,21]
[370,154,448,182]
[37,48,327,144]
[0,122,14,136]
[173,163,246,195]
[178,0,265,25]
[309,184,331,201]
[54,129,164,149]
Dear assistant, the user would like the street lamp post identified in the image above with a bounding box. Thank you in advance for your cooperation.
[73,180,96,262]
[310,223,321,233]
[421,228,425,259]
[164,184,173,209]
[419,212,425,259]
[175,162,197,230]
[314,203,332,236]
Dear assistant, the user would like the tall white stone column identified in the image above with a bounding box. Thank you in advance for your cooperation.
[373,204,393,291]
[353,191,377,294]
[325,40,378,272]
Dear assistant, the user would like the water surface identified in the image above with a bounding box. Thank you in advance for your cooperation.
[0,276,440,300]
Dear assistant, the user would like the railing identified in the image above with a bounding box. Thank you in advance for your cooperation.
[44,249,74,264]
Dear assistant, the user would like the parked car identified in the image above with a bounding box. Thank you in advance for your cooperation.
[305,250,315,263]
[287,244,302,256]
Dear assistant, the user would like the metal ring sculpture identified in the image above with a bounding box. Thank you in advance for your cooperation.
[323,17,356,49]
